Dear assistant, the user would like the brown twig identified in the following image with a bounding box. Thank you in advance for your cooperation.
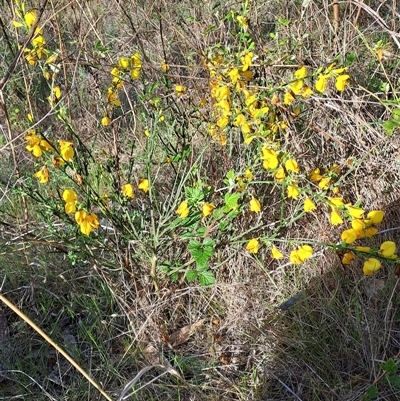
[0,293,114,401]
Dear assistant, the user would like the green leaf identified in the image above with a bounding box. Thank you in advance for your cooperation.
[382,358,398,373]
[188,238,215,269]
[186,270,198,281]
[393,108,400,120]
[224,193,241,210]
[198,270,215,286]
[345,52,356,65]
[188,240,201,253]
[171,273,179,282]
[196,226,206,237]
[382,119,400,136]
[364,384,378,400]
[196,262,209,272]
[203,237,215,251]
[224,169,236,187]
[278,18,290,26]
[387,373,400,388]
[185,187,204,204]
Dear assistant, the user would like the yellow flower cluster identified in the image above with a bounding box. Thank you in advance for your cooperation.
[175,200,216,219]
[102,53,142,126]
[205,48,277,146]
[338,209,394,275]
[121,179,150,199]
[25,124,75,185]
[284,64,350,106]
[25,130,52,158]
[13,3,47,67]
[62,189,99,236]
[245,239,314,265]
[309,164,341,192]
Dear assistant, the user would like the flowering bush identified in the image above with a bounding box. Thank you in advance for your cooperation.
[5,0,398,287]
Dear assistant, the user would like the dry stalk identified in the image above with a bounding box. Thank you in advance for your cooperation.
[0,292,114,401]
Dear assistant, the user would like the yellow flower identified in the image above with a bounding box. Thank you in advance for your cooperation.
[122,183,134,199]
[130,53,141,68]
[118,57,130,69]
[244,168,254,181]
[62,189,77,203]
[236,15,248,30]
[315,74,329,93]
[271,246,283,259]
[290,80,303,95]
[241,52,253,71]
[380,241,396,258]
[107,89,121,107]
[110,67,120,77]
[364,227,378,238]
[59,140,74,161]
[32,35,46,49]
[202,202,215,217]
[62,189,78,214]
[290,245,313,264]
[138,179,149,193]
[175,85,187,97]
[304,198,316,212]
[318,176,331,189]
[329,197,344,206]
[284,91,295,105]
[285,159,299,173]
[101,116,111,126]
[214,85,230,100]
[246,238,259,254]
[352,218,366,231]
[332,67,347,75]
[274,167,286,182]
[176,201,189,218]
[335,75,350,91]
[346,206,364,219]
[161,60,170,72]
[330,208,343,225]
[341,228,358,244]
[309,168,321,182]
[363,258,381,276]
[342,252,355,265]
[298,245,313,260]
[289,250,302,264]
[228,68,240,84]
[234,113,246,127]
[301,85,314,97]
[217,115,229,129]
[294,66,307,79]
[355,246,371,253]
[25,131,42,157]
[53,86,61,100]
[287,185,300,199]
[249,197,262,213]
[34,165,49,183]
[75,210,99,236]
[130,67,140,80]
[24,10,37,28]
[262,147,279,170]
[367,210,385,224]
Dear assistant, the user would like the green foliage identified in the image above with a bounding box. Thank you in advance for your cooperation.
[383,108,400,136]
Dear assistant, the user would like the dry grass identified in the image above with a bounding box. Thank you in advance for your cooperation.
[1,0,400,400]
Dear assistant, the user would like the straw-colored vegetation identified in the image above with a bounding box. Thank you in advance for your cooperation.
[1,0,400,400]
